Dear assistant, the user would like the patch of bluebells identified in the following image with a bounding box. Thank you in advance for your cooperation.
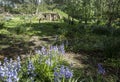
[35,45,65,66]
[0,44,68,82]
[35,44,65,56]
[0,57,20,82]
[54,65,73,82]
[0,57,36,82]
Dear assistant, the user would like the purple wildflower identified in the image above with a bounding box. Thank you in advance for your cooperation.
[27,60,35,81]
[53,46,59,53]
[54,68,59,82]
[35,49,42,55]
[45,58,52,66]
[41,46,47,55]
[4,57,8,65]
[65,68,73,79]
[97,64,105,75]
[6,77,12,82]
[27,60,35,75]
[0,65,5,78]
[59,65,65,78]
[17,56,21,72]
[59,44,65,55]
[54,65,73,81]
[12,69,19,81]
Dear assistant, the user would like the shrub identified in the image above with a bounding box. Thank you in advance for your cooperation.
[53,24,61,29]
[73,24,86,32]
[113,28,120,36]
[103,37,120,58]
[60,24,86,39]
[91,25,111,35]
[0,22,5,29]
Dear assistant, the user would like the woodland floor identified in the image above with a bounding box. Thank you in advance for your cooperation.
[0,34,87,68]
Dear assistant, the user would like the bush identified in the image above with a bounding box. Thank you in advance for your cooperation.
[59,24,86,39]
[103,37,120,58]
[65,35,104,53]
[75,24,86,34]
[0,22,5,29]
[113,28,120,36]
[53,24,61,29]
[91,25,111,35]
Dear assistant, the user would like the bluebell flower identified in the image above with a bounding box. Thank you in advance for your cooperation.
[10,58,13,64]
[41,46,47,55]
[50,46,54,51]
[45,58,52,66]
[12,69,19,82]
[27,60,35,82]
[54,68,59,82]
[53,46,59,53]
[35,49,42,55]
[97,64,105,75]
[17,56,21,72]
[54,65,73,81]
[17,56,20,62]
[59,44,65,55]
[4,57,8,63]
[59,65,65,78]
[54,71,59,77]
[6,77,12,82]
[54,74,59,82]
[0,65,5,78]
[65,68,73,79]
[27,60,35,74]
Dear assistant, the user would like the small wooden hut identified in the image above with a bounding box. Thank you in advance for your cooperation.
[38,12,60,22]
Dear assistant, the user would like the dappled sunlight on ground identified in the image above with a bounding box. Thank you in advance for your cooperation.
[64,53,86,68]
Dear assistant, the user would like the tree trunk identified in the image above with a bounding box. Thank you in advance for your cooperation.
[36,6,39,15]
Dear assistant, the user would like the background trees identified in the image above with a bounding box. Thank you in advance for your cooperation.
[0,0,119,21]
[45,0,119,26]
